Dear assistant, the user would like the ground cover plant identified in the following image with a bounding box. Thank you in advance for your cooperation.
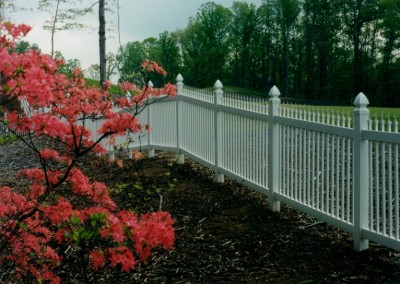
[0,22,176,283]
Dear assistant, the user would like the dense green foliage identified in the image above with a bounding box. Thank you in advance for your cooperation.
[117,0,400,106]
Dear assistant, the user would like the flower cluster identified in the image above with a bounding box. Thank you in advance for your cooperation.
[0,22,31,47]
[0,23,66,109]
[0,22,176,283]
[44,202,174,273]
[141,59,167,76]
[89,211,175,271]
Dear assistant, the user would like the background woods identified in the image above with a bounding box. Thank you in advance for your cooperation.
[4,0,398,106]
[117,0,400,106]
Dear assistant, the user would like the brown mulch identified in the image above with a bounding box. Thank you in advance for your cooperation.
[1,139,400,283]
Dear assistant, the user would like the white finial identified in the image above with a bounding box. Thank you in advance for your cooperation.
[148,80,154,88]
[176,74,183,82]
[353,92,369,110]
[269,85,281,98]
[214,80,223,89]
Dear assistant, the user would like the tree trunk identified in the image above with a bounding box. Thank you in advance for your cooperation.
[381,30,396,106]
[283,27,289,97]
[99,0,106,86]
[305,21,312,99]
[352,0,363,101]
[353,27,361,101]
[0,1,3,22]
[50,0,61,58]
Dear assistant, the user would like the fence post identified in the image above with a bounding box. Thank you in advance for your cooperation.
[214,80,224,183]
[147,81,155,158]
[176,74,185,164]
[353,92,370,251]
[268,86,281,212]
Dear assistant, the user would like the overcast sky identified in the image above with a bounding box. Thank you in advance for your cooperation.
[9,0,263,72]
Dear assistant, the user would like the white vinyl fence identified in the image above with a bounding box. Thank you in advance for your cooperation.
[1,75,398,252]
[0,97,48,139]
[54,75,400,252]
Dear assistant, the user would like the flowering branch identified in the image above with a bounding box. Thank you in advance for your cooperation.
[0,22,176,283]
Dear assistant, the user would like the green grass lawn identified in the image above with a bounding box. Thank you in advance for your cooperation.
[85,78,123,95]
[220,86,400,118]
[293,105,400,118]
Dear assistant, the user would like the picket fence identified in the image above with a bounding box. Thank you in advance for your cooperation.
[7,75,399,252]
[0,97,40,139]
[93,74,400,252]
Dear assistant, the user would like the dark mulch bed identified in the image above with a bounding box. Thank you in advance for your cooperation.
[1,140,400,283]
[85,152,400,284]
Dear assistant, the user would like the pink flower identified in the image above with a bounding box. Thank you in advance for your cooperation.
[90,250,106,271]
[132,151,143,161]
[107,247,136,272]
[141,59,167,76]
[116,159,123,168]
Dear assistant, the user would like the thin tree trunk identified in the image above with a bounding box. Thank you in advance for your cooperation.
[305,21,312,99]
[99,0,106,86]
[381,30,395,106]
[50,0,61,58]
[352,0,363,101]
[284,27,289,97]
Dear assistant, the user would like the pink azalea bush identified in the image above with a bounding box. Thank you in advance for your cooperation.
[0,22,176,283]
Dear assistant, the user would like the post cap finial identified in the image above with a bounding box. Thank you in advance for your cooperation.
[176,74,183,82]
[148,80,154,88]
[269,85,281,98]
[353,92,369,109]
[214,80,223,90]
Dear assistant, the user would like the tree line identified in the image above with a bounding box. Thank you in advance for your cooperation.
[118,0,400,107]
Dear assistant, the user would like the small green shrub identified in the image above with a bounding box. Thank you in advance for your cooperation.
[0,133,18,145]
